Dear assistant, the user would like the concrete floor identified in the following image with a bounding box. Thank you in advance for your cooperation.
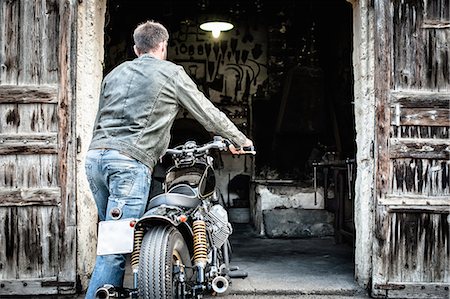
[74,223,369,298]
[208,224,368,298]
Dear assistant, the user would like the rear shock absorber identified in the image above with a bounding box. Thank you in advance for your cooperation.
[193,220,208,285]
[131,229,144,290]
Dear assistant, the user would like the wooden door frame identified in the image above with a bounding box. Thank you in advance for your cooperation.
[57,0,78,293]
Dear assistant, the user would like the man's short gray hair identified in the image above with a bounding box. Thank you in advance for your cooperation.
[133,20,169,54]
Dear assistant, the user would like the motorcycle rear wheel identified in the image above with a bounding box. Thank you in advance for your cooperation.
[138,225,192,299]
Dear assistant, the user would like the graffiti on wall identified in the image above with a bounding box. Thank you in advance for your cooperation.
[168,21,268,132]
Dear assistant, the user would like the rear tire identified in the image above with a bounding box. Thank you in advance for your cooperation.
[138,225,192,299]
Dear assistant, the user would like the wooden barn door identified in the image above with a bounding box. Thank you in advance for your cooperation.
[372,0,449,298]
[0,0,77,295]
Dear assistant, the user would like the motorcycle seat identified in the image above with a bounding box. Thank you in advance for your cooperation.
[168,184,197,196]
[147,192,201,209]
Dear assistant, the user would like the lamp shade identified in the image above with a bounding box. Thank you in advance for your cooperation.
[200,21,234,38]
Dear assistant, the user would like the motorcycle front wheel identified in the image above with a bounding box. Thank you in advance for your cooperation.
[138,225,192,299]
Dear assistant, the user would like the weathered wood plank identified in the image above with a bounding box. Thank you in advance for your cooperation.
[0,207,18,279]
[375,282,450,298]
[386,212,449,283]
[0,144,58,155]
[0,133,58,155]
[0,0,20,84]
[0,188,60,206]
[0,155,17,188]
[0,104,19,133]
[390,138,450,159]
[381,194,450,206]
[0,85,58,104]
[0,133,57,143]
[390,158,450,196]
[57,226,77,294]
[391,107,450,127]
[0,278,58,295]
[40,154,59,188]
[392,125,449,139]
[17,207,59,280]
[386,205,450,213]
[393,0,450,89]
[391,91,450,108]
[422,20,450,29]
[373,0,393,295]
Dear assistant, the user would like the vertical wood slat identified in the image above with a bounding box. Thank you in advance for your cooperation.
[387,212,449,282]
[0,1,60,85]
[0,155,17,188]
[57,0,77,288]
[390,158,450,196]
[0,0,20,84]
[373,0,394,296]
[375,0,394,198]
[16,207,59,280]
[0,207,18,280]
[392,125,449,139]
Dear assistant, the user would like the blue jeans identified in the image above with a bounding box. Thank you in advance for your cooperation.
[84,149,151,298]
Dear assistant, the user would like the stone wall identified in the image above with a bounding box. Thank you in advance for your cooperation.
[252,183,334,237]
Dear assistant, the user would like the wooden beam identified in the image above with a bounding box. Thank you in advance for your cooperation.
[0,188,60,206]
[391,107,449,127]
[0,278,58,295]
[0,133,58,154]
[422,20,450,29]
[391,91,450,108]
[0,85,58,104]
[386,205,449,213]
[389,138,450,159]
[379,282,450,298]
[380,195,450,206]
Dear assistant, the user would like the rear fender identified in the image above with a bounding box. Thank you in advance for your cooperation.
[136,211,194,253]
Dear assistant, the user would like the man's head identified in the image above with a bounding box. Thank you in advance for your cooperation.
[133,20,169,59]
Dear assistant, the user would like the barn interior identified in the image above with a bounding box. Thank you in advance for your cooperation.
[104,0,357,290]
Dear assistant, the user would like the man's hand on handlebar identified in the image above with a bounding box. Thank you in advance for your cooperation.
[229,138,255,155]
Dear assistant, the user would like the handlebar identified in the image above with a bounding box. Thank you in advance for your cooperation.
[166,140,226,155]
[165,137,256,156]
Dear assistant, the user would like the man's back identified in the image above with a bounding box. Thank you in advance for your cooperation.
[89,54,182,170]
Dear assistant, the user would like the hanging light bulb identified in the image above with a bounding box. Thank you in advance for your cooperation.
[200,21,234,39]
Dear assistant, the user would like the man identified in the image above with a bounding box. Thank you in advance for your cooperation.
[84,20,253,298]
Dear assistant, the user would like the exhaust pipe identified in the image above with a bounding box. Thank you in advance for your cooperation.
[95,284,116,299]
[211,276,229,294]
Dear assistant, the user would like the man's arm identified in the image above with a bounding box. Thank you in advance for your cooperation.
[174,68,253,150]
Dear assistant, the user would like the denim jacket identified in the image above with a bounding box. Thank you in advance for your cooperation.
[89,54,247,171]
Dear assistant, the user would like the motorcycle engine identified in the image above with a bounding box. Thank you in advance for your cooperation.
[205,204,232,249]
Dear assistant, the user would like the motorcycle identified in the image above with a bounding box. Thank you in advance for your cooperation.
[95,136,255,299]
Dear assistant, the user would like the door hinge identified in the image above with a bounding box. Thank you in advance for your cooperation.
[76,136,82,153]
[370,140,374,158]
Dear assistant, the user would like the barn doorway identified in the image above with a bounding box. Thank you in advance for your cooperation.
[103,0,358,293]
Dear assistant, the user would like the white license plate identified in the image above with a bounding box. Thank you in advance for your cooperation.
[97,219,135,256]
